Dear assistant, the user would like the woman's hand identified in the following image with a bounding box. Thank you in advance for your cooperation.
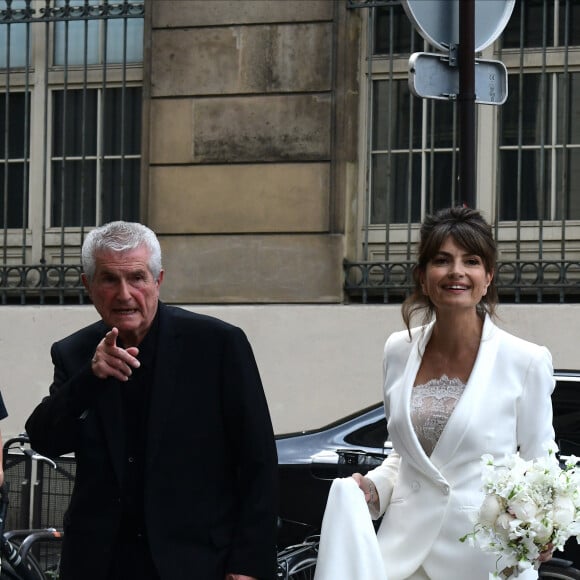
[538,543,554,563]
[352,472,378,507]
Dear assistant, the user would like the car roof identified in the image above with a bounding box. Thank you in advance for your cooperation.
[276,369,580,439]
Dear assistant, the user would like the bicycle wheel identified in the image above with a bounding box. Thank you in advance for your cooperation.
[0,552,46,580]
[277,540,318,580]
[540,564,580,580]
[0,565,20,580]
[287,555,317,580]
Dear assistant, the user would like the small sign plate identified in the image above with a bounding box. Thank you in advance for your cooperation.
[409,52,508,105]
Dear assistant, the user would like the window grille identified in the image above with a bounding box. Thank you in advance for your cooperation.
[345,0,580,304]
[0,0,144,304]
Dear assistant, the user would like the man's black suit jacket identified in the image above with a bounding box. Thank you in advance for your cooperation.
[25,302,279,580]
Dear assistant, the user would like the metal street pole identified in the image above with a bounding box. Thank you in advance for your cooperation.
[459,0,476,208]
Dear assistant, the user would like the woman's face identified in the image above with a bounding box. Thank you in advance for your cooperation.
[420,235,493,313]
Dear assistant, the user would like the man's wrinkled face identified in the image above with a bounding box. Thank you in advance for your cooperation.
[82,245,163,346]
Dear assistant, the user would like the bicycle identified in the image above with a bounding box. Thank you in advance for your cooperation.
[276,535,318,580]
[0,436,66,580]
[0,482,63,580]
[540,560,580,580]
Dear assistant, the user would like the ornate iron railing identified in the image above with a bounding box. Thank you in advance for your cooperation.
[0,264,85,304]
[0,0,144,23]
[344,259,580,304]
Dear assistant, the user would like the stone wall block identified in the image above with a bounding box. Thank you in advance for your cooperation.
[151,23,332,97]
[149,94,330,164]
[268,23,332,92]
[192,94,331,162]
[152,0,334,28]
[159,234,343,303]
[149,99,194,165]
[149,163,330,233]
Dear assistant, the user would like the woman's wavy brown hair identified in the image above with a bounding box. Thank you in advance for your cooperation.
[401,206,498,334]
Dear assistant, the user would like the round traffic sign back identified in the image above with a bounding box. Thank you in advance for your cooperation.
[402,0,516,52]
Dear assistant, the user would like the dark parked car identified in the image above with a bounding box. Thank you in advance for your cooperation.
[276,370,580,566]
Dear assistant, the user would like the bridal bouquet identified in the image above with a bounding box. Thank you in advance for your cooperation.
[460,448,580,579]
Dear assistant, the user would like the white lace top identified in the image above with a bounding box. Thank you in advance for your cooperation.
[411,375,466,456]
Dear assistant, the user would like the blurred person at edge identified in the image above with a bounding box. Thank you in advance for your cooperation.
[0,390,8,486]
[352,206,555,579]
[25,221,278,580]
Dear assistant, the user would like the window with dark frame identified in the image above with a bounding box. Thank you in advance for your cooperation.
[0,0,144,232]
[370,0,580,225]
[0,92,30,229]
[50,87,142,227]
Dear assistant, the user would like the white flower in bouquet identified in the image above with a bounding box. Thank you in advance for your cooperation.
[460,447,580,579]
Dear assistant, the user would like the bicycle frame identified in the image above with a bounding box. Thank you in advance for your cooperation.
[1,437,65,580]
[0,484,46,580]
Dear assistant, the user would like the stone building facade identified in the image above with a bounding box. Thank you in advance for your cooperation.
[144,0,358,303]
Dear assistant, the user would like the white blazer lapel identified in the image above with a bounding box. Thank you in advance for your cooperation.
[430,316,500,467]
[390,321,447,481]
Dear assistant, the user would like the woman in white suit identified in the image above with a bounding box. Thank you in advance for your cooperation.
[353,206,556,580]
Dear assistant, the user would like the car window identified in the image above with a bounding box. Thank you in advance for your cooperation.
[553,378,580,456]
[344,417,388,449]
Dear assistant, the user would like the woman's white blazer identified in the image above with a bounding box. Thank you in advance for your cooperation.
[366,315,556,580]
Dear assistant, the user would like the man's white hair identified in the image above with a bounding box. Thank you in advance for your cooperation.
[82,221,162,281]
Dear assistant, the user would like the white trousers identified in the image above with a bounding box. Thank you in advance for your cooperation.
[313,477,389,580]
